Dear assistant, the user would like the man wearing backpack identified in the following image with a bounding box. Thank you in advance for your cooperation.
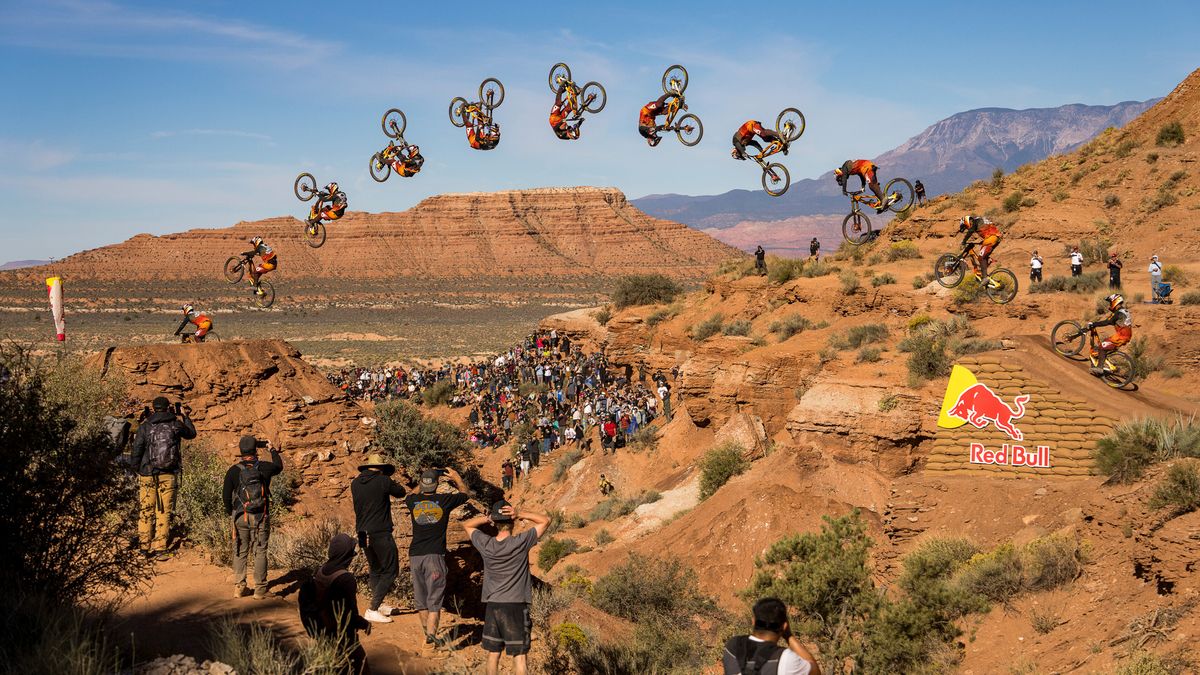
[722,597,821,675]
[130,396,196,555]
[299,532,371,674]
[222,435,284,599]
[351,453,406,624]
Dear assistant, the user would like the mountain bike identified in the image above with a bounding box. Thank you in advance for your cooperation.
[179,330,220,344]
[840,178,916,245]
[1049,320,1134,389]
[293,172,328,248]
[548,62,607,132]
[371,108,423,182]
[449,77,505,129]
[933,241,1018,304]
[654,64,703,146]
[746,108,805,196]
[222,252,276,308]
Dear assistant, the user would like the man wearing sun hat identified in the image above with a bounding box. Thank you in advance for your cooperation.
[351,452,407,624]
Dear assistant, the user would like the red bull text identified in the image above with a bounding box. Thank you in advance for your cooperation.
[969,443,1051,468]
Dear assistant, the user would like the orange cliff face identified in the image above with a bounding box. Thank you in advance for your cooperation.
[10,187,744,283]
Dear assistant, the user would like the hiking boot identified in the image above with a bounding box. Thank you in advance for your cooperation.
[253,589,271,600]
[364,609,393,624]
[234,584,248,599]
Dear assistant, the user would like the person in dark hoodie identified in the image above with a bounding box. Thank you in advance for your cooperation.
[130,396,196,555]
[300,532,372,675]
[351,453,406,623]
[222,434,284,599]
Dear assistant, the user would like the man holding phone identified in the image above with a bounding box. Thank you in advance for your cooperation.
[405,467,474,646]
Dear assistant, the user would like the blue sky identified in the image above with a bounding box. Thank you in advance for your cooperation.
[2,0,1198,260]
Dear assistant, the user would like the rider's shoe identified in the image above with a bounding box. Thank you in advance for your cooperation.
[876,206,887,214]
[1089,367,1103,376]
[255,288,265,297]
[986,278,1002,289]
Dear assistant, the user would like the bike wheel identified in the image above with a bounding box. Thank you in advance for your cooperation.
[206,330,221,343]
[776,107,806,142]
[549,62,571,93]
[304,221,327,248]
[381,108,406,139]
[933,253,965,288]
[842,212,875,246]
[582,81,607,113]
[480,78,505,109]
[984,268,1018,304]
[369,153,391,183]
[885,178,916,213]
[675,113,703,146]
[294,172,316,202]
[223,256,245,284]
[762,163,790,197]
[449,97,468,127]
[1102,352,1134,389]
[662,64,688,94]
[1050,320,1086,357]
[256,281,275,309]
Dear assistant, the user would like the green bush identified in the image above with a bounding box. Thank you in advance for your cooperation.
[1149,460,1200,518]
[1094,417,1200,483]
[1075,238,1112,265]
[1116,651,1185,675]
[768,257,807,284]
[877,393,899,412]
[952,337,1003,355]
[800,259,835,278]
[830,323,889,350]
[592,553,714,623]
[2,594,122,675]
[1030,271,1106,294]
[912,274,931,289]
[692,313,724,341]
[1156,121,1185,147]
[1003,191,1024,212]
[871,273,897,287]
[592,307,612,326]
[209,616,354,674]
[904,334,951,381]
[374,400,473,479]
[839,269,861,295]
[886,240,922,261]
[612,274,683,308]
[1163,264,1188,285]
[1180,291,1200,305]
[1020,534,1082,591]
[698,441,749,500]
[628,426,659,452]
[271,517,363,574]
[990,167,1004,189]
[953,544,1024,603]
[899,538,978,595]
[769,313,814,340]
[594,529,615,546]
[645,308,672,327]
[420,379,455,406]
[723,319,752,336]
[551,447,584,481]
[1104,194,1121,209]
[1114,139,1139,158]
[857,346,882,363]
[538,537,580,571]
[1127,337,1165,380]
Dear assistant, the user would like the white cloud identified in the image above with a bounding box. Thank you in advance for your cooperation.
[0,139,76,171]
[150,129,274,143]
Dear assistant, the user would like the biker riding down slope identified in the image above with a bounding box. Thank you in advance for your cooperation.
[176,304,212,342]
[958,215,1003,285]
[835,159,887,213]
[638,93,675,147]
[307,182,348,235]
[243,236,277,296]
[549,78,594,140]
[731,120,788,161]
[1086,294,1133,376]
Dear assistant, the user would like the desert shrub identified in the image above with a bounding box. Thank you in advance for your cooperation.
[644,308,671,327]
[2,595,122,675]
[1052,190,1069,202]
[1020,534,1082,591]
[1029,606,1061,635]
[830,323,889,350]
[692,313,724,341]
[899,538,978,594]
[1146,152,1159,164]
[1180,291,1200,305]
[0,347,147,605]
[373,400,473,479]
[1114,138,1139,158]
[872,273,897,287]
[954,544,1024,603]
[1094,417,1200,482]
[1127,337,1165,380]
[1156,121,1185,147]
[1168,170,1188,184]
[551,447,583,481]
[209,616,354,675]
[1030,271,1106,294]
[612,274,682,308]
[904,334,950,381]
[1163,264,1188,285]
[594,529,615,546]
[271,517,363,574]
[801,259,835,278]
[592,553,714,623]
[990,167,1004,189]
[1076,238,1112,265]
[768,257,807,284]
[628,425,658,452]
[592,306,612,326]
[588,491,661,521]
[1149,460,1200,518]
[885,240,922,261]
[839,269,861,295]
[567,512,588,529]
[769,313,814,340]
[420,379,455,406]
[1147,186,1179,212]
[857,346,882,363]
[698,441,749,500]
[877,393,899,412]
[952,337,1003,355]
[538,537,579,571]
[912,274,931,289]
[1003,191,1024,212]
[1105,194,1121,209]
[723,319,752,336]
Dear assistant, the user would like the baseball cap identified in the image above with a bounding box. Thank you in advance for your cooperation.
[490,499,514,523]
[419,469,440,493]
[152,396,170,411]
[238,435,259,456]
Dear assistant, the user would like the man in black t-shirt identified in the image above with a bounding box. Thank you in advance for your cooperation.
[405,467,474,645]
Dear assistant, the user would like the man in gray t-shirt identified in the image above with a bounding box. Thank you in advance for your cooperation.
[464,500,550,675]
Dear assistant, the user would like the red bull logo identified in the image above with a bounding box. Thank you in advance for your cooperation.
[938,365,1029,441]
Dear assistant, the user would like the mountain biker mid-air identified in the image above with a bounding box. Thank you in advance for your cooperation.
[382,141,424,177]
[1086,294,1133,376]
[731,120,787,161]
[638,93,675,147]
[957,215,1002,285]
[306,182,347,235]
[461,104,500,150]
[549,79,594,140]
[835,159,886,213]
[243,236,276,296]
[177,304,211,342]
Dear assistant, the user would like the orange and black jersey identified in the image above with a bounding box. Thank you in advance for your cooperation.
[639,93,672,127]
[840,159,876,178]
[1093,307,1132,329]
[734,120,781,143]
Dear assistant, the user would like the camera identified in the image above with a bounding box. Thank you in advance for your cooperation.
[256,439,269,449]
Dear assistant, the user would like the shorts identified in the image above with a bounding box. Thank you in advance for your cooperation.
[1101,327,1132,351]
[254,259,276,274]
[411,553,448,611]
[481,602,531,656]
[638,123,655,139]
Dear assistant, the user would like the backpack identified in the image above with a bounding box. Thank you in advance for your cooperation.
[237,462,267,515]
[104,416,131,451]
[298,569,354,638]
[723,636,785,675]
[145,422,179,472]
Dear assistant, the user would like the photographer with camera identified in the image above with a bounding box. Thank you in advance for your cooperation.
[130,396,196,556]
[405,467,474,646]
[223,435,284,599]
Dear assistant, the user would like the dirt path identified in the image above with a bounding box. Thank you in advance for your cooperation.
[113,550,483,674]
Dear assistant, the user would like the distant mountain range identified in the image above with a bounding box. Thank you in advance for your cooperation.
[633,99,1158,233]
[0,260,51,271]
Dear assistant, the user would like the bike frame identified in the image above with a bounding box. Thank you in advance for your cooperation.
[662,94,684,127]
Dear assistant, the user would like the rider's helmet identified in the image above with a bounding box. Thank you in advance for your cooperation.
[1106,293,1125,311]
[782,121,795,136]
[834,167,846,185]
[182,303,194,315]
[250,236,263,248]
[325,182,339,194]
[409,144,420,156]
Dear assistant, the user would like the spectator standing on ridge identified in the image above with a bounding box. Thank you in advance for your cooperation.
[914,179,927,206]
[501,459,514,491]
[1149,254,1164,301]
[1029,250,1044,284]
[463,501,551,675]
[809,237,820,260]
[658,381,672,421]
[405,468,474,646]
[1070,246,1084,277]
[130,396,196,556]
[754,246,767,275]
[223,435,284,599]
[298,532,371,675]
[722,597,822,675]
[351,453,406,624]
[1107,252,1123,290]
